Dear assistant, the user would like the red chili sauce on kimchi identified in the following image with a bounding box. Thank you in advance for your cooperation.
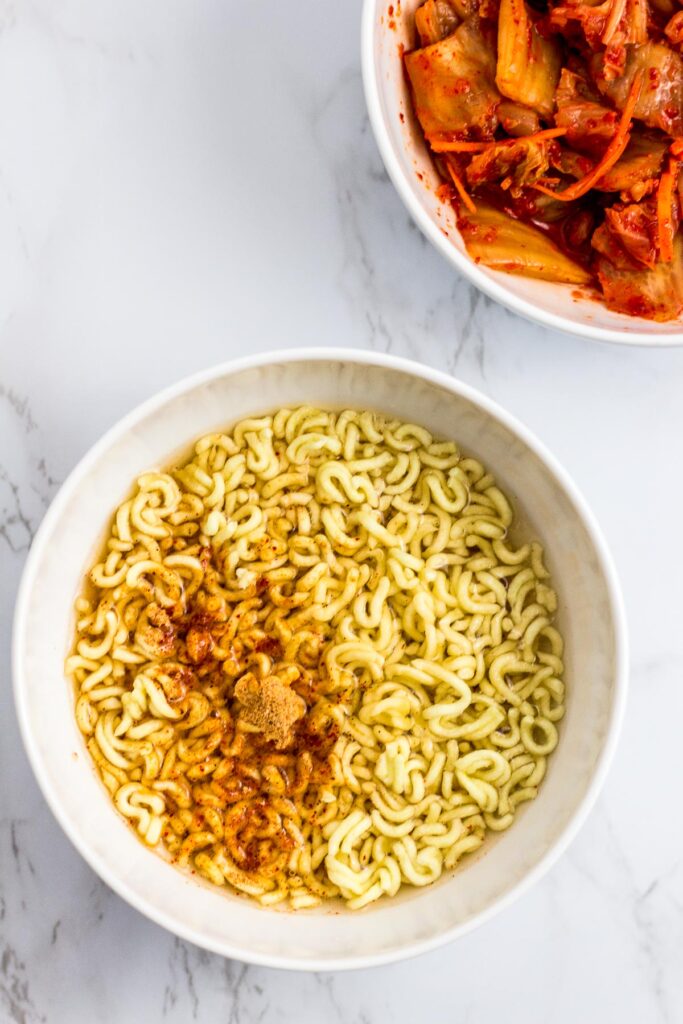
[404,0,683,320]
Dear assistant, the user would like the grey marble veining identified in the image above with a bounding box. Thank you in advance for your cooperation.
[2,1,683,1021]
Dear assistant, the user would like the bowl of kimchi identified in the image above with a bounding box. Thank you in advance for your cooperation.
[362,0,683,343]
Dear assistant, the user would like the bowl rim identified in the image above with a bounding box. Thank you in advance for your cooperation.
[360,0,683,347]
[13,347,629,970]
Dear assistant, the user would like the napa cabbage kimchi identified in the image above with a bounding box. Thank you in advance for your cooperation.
[405,0,683,319]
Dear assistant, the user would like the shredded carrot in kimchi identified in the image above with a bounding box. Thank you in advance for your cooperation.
[404,0,683,320]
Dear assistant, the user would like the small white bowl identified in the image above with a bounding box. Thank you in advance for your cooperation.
[13,350,627,969]
[362,0,683,345]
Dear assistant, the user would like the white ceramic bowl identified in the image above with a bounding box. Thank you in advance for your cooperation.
[13,349,627,969]
[362,0,683,345]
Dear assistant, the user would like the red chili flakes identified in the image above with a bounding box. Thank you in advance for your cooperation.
[253,635,283,659]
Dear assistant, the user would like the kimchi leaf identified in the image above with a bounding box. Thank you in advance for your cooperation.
[497,101,541,137]
[405,19,500,138]
[414,0,460,46]
[597,134,667,197]
[496,0,561,118]
[456,202,591,283]
[465,139,552,192]
[602,200,658,267]
[555,70,619,156]
[594,43,683,136]
[595,233,683,319]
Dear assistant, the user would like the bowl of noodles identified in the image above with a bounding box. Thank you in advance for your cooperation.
[13,349,627,969]
[363,0,683,344]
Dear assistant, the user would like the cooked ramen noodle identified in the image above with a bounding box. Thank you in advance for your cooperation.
[68,407,565,909]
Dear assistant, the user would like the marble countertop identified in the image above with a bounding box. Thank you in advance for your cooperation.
[2,1,683,1021]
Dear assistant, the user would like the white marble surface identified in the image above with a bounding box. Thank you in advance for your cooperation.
[1,1,683,1020]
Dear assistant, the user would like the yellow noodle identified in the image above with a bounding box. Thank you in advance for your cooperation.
[68,407,565,909]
